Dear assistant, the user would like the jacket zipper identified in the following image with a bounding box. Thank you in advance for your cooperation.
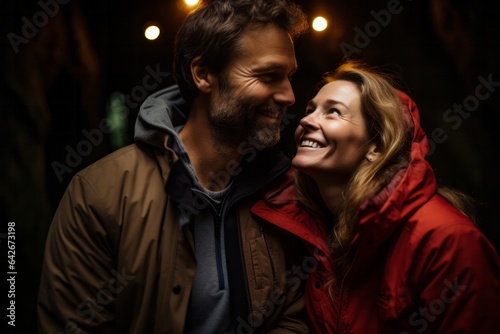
[337,268,350,332]
[336,247,360,332]
[215,216,225,290]
[196,193,226,292]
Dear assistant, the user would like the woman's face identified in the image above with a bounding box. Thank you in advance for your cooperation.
[292,80,373,183]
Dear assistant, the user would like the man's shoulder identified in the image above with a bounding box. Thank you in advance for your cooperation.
[76,143,159,184]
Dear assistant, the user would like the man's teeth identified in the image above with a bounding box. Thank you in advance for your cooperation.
[301,140,323,148]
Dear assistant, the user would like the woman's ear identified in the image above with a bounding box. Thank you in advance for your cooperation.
[191,56,214,94]
[366,144,381,162]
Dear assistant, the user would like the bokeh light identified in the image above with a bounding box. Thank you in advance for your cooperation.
[185,0,200,7]
[312,16,328,32]
[144,25,160,40]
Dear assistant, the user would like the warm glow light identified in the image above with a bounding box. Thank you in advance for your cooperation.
[144,25,160,40]
[185,0,200,6]
[312,16,328,32]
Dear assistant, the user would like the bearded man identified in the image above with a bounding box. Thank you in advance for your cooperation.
[38,1,310,333]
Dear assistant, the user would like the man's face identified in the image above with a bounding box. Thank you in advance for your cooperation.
[208,23,297,148]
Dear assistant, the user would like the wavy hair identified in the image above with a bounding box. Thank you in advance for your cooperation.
[295,60,476,284]
[173,0,308,103]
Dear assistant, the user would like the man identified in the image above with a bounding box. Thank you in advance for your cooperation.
[37,0,309,333]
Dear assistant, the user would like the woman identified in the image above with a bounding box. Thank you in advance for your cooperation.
[252,61,500,333]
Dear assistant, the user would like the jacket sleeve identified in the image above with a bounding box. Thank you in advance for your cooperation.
[38,174,116,334]
[410,222,500,334]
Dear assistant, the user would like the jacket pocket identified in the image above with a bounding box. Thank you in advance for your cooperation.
[248,237,273,290]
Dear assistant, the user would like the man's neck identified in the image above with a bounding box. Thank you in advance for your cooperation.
[179,102,243,192]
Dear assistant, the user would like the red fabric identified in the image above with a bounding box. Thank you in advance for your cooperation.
[252,91,500,333]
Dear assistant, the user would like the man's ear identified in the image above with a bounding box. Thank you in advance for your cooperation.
[191,56,214,94]
[366,144,381,163]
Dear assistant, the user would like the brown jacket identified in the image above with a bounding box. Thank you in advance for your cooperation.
[38,140,308,333]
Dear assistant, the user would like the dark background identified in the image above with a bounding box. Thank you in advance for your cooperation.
[1,0,499,333]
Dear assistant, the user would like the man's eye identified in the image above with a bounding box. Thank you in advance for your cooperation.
[260,73,289,83]
[259,74,276,82]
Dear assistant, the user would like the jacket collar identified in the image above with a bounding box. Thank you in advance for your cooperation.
[252,169,331,256]
[165,144,291,218]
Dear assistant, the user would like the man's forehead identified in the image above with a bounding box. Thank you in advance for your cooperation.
[230,25,297,72]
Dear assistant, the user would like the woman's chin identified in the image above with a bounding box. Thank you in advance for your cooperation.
[292,157,315,177]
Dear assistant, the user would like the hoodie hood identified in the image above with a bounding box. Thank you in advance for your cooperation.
[134,85,188,151]
[134,85,204,194]
[357,90,437,234]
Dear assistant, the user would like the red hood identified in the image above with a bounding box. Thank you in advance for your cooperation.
[399,89,430,159]
[356,90,437,243]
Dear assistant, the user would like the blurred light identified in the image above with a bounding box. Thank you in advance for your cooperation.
[185,0,200,6]
[144,25,160,40]
[312,16,328,32]
[106,92,128,149]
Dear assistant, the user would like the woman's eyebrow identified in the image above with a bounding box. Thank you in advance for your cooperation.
[307,98,350,110]
[323,98,350,110]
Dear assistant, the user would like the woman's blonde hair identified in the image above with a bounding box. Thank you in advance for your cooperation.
[295,60,475,286]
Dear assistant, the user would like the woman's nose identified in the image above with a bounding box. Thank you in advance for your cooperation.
[299,111,320,130]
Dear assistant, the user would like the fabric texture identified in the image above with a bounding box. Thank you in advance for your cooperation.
[252,90,500,333]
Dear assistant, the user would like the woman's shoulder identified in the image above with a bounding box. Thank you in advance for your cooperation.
[404,193,477,239]
[390,193,499,273]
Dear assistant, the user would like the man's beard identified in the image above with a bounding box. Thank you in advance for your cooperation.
[208,88,285,149]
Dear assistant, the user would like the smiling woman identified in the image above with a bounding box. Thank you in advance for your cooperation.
[293,79,374,183]
[252,60,500,333]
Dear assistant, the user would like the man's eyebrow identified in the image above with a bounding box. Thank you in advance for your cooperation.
[254,62,298,74]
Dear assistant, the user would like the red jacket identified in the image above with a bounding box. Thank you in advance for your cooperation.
[252,91,500,333]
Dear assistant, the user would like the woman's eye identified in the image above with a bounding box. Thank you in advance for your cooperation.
[327,108,340,115]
